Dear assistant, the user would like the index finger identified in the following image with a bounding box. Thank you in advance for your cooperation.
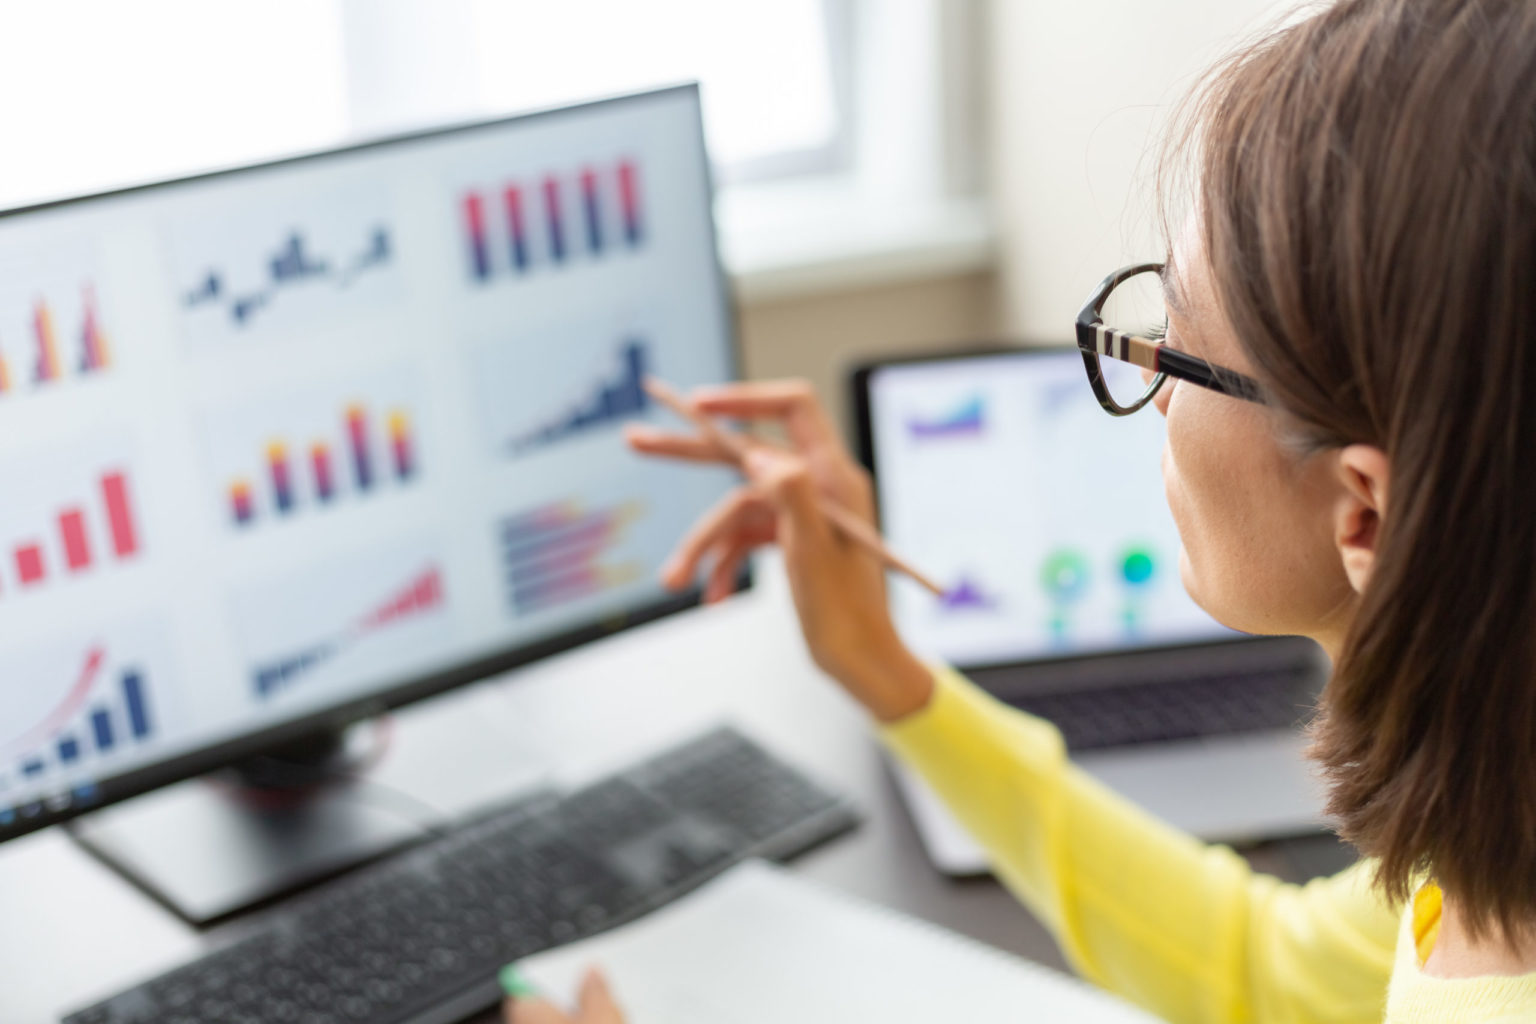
[689,380,837,451]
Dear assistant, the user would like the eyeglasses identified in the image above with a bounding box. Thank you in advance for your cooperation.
[1075,262,1265,416]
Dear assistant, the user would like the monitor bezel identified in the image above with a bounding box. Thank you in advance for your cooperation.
[0,83,748,843]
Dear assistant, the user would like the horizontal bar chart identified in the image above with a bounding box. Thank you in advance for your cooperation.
[498,499,647,616]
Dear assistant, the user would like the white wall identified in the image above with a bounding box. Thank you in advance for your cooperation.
[989,0,1294,341]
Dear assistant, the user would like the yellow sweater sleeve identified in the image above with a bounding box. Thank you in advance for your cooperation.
[879,665,1400,1024]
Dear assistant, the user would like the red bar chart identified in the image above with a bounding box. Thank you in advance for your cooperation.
[0,466,143,597]
[459,156,645,285]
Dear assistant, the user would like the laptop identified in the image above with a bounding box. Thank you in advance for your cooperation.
[851,345,1328,875]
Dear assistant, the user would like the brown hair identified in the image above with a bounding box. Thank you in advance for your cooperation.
[1168,0,1536,938]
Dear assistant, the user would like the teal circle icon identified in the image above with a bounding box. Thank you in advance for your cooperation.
[1121,548,1155,587]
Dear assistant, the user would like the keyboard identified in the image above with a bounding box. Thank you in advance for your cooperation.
[1011,666,1318,752]
[64,726,859,1024]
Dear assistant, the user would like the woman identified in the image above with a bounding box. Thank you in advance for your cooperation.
[508,0,1536,1020]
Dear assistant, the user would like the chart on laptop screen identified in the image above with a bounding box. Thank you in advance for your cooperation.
[868,351,1231,667]
[0,87,738,823]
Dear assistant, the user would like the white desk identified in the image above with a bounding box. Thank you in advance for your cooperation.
[0,557,1346,1023]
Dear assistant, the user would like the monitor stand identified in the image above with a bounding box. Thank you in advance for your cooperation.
[66,692,550,927]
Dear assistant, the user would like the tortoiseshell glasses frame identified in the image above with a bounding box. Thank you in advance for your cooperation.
[1075,262,1265,416]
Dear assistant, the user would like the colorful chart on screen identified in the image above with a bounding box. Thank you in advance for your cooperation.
[470,319,657,459]
[167,182,402,346]
[0,620,180,818]
[0,437,144,603]
[231,536,453,705]
[200,366,422,532]
[455,154,646,287]
[0,240,115,399]
[494,482,667,621]
[869,353,1229,666]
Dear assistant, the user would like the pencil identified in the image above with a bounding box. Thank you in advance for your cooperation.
[642,377,948,598]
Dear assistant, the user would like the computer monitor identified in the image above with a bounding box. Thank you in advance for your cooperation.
[854,346,1232,668]
[0,85,739,842]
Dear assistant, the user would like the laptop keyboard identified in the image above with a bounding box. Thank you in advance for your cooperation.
[1010,667,1318,752]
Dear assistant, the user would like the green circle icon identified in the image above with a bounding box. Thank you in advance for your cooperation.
[1040,550,1090,603]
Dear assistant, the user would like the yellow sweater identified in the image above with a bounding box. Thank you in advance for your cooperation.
[879,666,1536,1023]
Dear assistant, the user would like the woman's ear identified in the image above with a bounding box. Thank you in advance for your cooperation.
[1334,445,1390,593]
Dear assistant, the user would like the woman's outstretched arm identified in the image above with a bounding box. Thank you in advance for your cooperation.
[882,665,1399,1024]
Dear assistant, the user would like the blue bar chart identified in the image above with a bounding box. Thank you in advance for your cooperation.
[0,639,166,821]
[506,338,650,454]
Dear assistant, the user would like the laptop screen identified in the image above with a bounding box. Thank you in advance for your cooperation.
[861,348,1233,668]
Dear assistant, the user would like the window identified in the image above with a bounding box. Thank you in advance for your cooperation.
[466,0,849,181]
[0,2,348,209]
[0,0,985,292]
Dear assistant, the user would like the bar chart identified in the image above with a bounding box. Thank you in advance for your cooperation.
[0,466,142,598]
[498,499,647,617]
[0,629,173,817]
[204,371,423,531]
[505,338,650,454]
[473,329,658,459]
[0,282,114,399]
[459,156,645,285]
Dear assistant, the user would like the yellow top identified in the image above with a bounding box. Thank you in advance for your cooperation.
[879,666,1536,1023]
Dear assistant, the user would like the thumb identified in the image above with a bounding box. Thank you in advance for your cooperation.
[743,448,832,546]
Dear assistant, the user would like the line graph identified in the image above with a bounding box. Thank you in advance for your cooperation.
[169,183,403,346]
[251,566,444,699]
[182,226,392,329]
[232,536,454,706]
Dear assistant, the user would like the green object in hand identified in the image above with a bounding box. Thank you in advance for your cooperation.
[499,963,540,999]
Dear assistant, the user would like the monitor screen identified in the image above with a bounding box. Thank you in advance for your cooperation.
[862,348,1231,669]
[0,85,737,837]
